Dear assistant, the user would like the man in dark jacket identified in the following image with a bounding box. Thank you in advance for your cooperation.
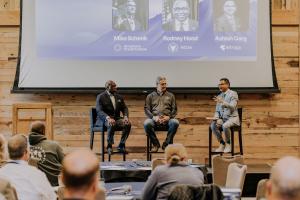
[29,121,64,186]
[95,80,131,154]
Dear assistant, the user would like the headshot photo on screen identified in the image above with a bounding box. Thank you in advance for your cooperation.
[162,0,199,32]
[213,0,250,32]
[112,0,148,31]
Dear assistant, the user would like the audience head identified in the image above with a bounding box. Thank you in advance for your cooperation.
[156,76,167,93]
[219,78,230,92]
[7,134,29,161]
[172,0,190,22]
[223,0,237,16]
[62,149,102,200]
[30,121,46,135]
[165,143,188,166]
[266,156,300,200]
[105,80,117,94]
[0,135,8,161]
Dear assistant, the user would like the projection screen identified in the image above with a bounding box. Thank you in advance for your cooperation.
[13,0,278,93]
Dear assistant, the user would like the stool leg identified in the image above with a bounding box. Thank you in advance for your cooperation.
[231,128,234,156]
[90,130,94,150]
[239,129,243,155]
[149,140,152,161]
[108,154,111,162]
[102,131,105,162]
[123,152,126,161]
[209,127,212,167]
[147,135,150,161]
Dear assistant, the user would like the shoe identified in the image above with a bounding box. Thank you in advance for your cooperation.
[107,144,113,155]
[162,142,168,150]
[215,144,225,152]
[151,144,160,153]
[117,144,126,153]
[224,143,231,153]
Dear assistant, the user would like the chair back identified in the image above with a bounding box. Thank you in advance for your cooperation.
[225,163,247,191]
[90,107,98,129]
[256,179,268,200]
[168,184,223,200]
[151,158,166,170]
[237,108,242,122]
[212,155,244,186]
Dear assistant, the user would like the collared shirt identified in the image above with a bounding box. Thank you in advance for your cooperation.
[174,19,190,31]
[106,90,116,110]
[225,14,237,31]
[0,160,56,200]
[127,17,136,31]
[144,90,177,119]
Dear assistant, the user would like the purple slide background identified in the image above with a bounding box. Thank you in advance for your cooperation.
[36,0,257,60]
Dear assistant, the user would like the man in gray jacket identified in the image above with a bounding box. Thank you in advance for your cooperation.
[144,76,179,152]
[210,78,240,153]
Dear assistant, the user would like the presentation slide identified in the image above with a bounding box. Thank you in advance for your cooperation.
[15,0,277,92]
[36,0,256,60]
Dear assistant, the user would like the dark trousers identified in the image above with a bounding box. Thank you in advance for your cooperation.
[105,119,131,146]
[143,118,179,146]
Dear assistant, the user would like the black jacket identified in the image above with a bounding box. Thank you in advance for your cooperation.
[168,184,224,200]
[96,91,129,126]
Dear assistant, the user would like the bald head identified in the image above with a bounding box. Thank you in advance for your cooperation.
[30,121,45,135]
[62,149,99,189]
[267,156,300,200]
[8,134,28,160]
[105,80,117,94]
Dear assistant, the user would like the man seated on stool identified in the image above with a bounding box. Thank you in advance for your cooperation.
[96,80,131,155]
[144,76,179,152]
[210,78,239,153]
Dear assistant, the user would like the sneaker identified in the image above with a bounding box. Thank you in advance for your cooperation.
[117,144,126,153]
[107,144,113,155]
[151,144,160,153]
[215,144,225,152]
[224,144,231,153]
[162,142,168,150]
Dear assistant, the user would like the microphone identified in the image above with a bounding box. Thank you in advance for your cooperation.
[216,90,222,96]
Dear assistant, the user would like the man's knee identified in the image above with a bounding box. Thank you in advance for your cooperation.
[144,119,154,129]
[169,118,179,127]
[222,122,233,130]
[210,121,217,130]
[124,122,131,129]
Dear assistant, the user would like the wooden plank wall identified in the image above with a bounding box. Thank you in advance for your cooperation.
[0,0,299,164]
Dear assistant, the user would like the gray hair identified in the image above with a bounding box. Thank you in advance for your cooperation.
[156,76,166,85]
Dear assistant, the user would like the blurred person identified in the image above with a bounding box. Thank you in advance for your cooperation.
[266,156,300,200]
[0,134,56,200]
[62,149,105,200]
[142,143,204,200]
[29,121,64,186]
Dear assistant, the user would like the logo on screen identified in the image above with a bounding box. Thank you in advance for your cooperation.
[114,44,122,52]
[168,42,179,53]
